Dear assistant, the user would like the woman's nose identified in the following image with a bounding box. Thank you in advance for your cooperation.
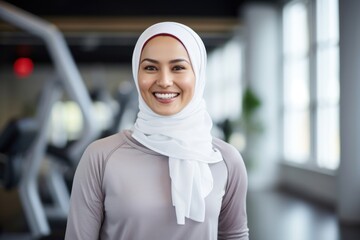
[156,71,173,88]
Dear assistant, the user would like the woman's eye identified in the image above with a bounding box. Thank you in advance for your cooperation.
[173,65,185,71]
[144,66,157,71]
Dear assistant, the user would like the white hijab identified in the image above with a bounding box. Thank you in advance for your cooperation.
[131,22,223,224]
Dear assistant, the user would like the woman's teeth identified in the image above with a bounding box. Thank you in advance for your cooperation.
[154,93,178,99]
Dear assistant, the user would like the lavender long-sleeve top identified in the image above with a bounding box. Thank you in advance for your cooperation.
[65,130,249,240]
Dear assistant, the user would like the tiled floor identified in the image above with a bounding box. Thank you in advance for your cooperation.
[1,188,360,240]
[247,188,360,240]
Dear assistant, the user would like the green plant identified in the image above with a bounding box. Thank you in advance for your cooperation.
[241,87,263,133]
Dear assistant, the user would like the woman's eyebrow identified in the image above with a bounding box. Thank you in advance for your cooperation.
[169,58,190,64]
[140,58,158,64]
[140,58,190,64]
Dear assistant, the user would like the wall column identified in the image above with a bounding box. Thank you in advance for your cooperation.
[241,3,280,189]
[338,0,360,223]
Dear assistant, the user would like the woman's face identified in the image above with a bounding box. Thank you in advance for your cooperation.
[138,36,195,116]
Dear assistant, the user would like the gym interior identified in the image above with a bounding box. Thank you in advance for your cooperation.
[1,0,360,239]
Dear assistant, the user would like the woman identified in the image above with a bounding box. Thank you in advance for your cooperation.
[65,22,249,240]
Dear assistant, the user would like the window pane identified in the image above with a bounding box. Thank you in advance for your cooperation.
[284,59,310,107]
[49,101,83,144]
[284,109,310,163]
[316,0,340,170]
[316,106,340,169]
[283,1,309,56]
[283,0,310,164]
[317,47,339,103]
[317,0,339,42]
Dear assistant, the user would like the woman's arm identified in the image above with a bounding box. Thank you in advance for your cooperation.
[218,145,249,240]
[65,144,105,240]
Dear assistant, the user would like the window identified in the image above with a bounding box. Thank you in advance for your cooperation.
[282,0,339,170]
[206,37,243,123]
[283,1,310,163]
[48,100,113,146]
[315,0,340,169]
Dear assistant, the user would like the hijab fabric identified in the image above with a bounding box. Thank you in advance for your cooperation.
[131,22,223,224]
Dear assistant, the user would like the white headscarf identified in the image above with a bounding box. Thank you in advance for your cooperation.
[131,22,223,224]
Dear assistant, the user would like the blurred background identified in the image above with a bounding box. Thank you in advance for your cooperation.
[0,0,359,239]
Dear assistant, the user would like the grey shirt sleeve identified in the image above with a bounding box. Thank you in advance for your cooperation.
[217,143,249,240]
[65,143,105,240]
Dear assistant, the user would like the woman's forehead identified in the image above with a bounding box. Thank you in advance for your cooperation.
[140,36,190,60]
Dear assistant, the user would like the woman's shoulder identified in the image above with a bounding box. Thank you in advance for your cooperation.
[77,131,129,174]
[213,138,243,162]
[82,131,130,161]
[212,137,247,176]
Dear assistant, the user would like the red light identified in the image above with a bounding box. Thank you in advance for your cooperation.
[13,57,34,78]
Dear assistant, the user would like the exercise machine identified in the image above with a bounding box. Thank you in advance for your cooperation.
[0,1,100,238]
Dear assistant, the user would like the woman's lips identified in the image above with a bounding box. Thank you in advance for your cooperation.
[154,92,179,99]
[153,92,180,103]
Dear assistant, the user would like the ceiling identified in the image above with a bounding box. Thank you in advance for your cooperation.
[7,0,245,17]
[0,0,277,64]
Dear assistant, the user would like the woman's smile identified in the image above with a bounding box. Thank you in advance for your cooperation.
[154,92,179,100]
[153,92,180,104]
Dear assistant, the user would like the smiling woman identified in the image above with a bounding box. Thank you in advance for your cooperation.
[65,22,249,240]
[138,35,195,116]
